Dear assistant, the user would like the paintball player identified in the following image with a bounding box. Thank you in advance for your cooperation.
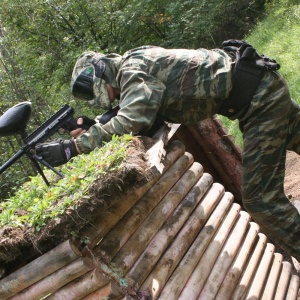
[36,43,300,261]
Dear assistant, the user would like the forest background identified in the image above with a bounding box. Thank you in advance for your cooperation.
[0,0,299,199]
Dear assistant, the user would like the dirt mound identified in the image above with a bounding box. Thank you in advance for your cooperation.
[285,151,300,202]
[282,151,300,273]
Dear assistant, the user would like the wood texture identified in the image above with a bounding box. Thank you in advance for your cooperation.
[231,233,268,300]
[245,243,275,299]
[262,253,283,300]
[10,257,95,300]
[83,281,123,300]
[274,261,293,300]
[199,211,251,299]
[139,180,223,298]
[0,239,81,300]
[79,140,186,249]
[110,153,197,275]
[157,192,234,300]
[95,151,195,263]
[45,268,109,300]
[177,203,241,299]
[215,222,260,300]
[126,168,212,286]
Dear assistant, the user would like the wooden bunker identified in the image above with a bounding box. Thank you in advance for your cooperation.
[0,117,299,299]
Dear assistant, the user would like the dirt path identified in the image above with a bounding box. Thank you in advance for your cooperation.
[285,151,300,201]
[281,151,300,274]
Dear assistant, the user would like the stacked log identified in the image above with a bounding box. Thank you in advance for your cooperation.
[83,281,123,300]
[93,148,194,263]
[0,239,82,300]
[108,155,199,275]
[0,140,299,299]
[174,117,243,203]
[0,140,187,300]
[139,182,225,296]
[10,257,95,300]
[45,268,109,300]
[79,139,186,249]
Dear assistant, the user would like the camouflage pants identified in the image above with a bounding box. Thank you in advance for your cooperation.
[238,70,300,260]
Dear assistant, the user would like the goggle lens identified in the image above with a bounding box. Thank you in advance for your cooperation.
[72,67,94,100]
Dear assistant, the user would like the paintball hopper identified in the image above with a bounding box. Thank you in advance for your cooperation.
[0,102,32,137]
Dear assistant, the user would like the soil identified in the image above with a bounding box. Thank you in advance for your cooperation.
[281,151,300,274]
[285,151,300,202]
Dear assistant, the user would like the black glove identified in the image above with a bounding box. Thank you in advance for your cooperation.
[79,115,96,128]
[35,139,78,167]
[60,116,96,132]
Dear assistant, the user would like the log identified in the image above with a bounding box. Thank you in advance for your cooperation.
[146,124,169,173]
[139,182,224,299]
[152,140,186,174]
[198,211,251,299]
[190,117,242,202]
[0,239,81,300]
[94,151,196,263]
[231,233,268,300]
[146,123,185,173]
[286,274,300,300]
[261,253,283,300]
[80,175,158,250]
[110,155,200,276]
[79,140,186,249]
[245,243,275,299]
[83,281,124,300]
[157,192,234,300]
[175,117,243,203]
[10,257,95,300]
[45,268,109,300]
[274,261,292,300]
[215,222,260,300]
[177,202,241,300]
[126,171,213,286]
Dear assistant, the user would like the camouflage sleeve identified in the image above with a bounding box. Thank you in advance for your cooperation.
[75,69,166,153]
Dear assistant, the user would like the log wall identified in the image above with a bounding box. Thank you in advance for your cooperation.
[0,140,299,300]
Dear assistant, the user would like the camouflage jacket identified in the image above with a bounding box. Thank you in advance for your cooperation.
[76,46,233,153]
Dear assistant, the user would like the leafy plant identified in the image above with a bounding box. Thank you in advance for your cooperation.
[0,134,134,230]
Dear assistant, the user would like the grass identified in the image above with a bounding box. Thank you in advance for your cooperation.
[0,134,134,231]
[220,1,300,148]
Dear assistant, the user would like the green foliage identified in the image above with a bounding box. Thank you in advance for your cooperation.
[247,2,300,100]
[219,0,300,148]
[0,134,134,231]
[0,0,270,197]
[165,0,266,49]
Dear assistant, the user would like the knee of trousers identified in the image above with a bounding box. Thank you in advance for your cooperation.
[242,199,268,221]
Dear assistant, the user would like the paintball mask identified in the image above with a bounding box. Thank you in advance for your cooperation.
[71,51,112,110]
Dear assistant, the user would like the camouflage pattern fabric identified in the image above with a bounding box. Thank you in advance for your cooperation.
[75,45,300,260]
[75,46,233,153]
[239,70,300,260]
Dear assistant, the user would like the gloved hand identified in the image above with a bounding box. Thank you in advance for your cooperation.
[35,139,78,167]
[78,115,96,128]
[69,116,96,138]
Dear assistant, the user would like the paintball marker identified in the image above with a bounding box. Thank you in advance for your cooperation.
[0,102,91,186]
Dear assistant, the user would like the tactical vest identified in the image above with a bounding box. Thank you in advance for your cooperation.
[218,39,280,118]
